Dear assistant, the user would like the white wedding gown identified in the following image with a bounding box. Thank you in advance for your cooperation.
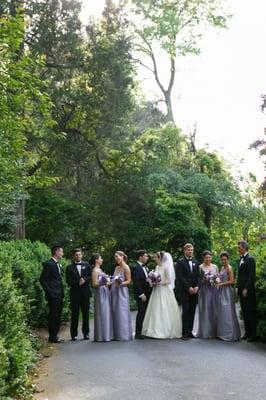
[142,264,182,339]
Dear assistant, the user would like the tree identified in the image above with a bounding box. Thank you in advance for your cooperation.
[0,8,55,237]
[132,0,230,122]
[250,94,266,202]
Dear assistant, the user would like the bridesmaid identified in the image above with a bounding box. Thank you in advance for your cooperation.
[111,251,133,341]
[91,253,113,342]
[198,250,219,338]
[216,251,241,341]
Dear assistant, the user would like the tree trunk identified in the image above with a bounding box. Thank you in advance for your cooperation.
[165,91,174,123]
[15,198,26,239]
[203,205,212,230]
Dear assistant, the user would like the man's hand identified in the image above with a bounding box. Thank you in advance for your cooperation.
[193,286,199,294]
[242,288,248,297]
[141,294,147,303]
[188,287,194,295]
[79,277,85,286]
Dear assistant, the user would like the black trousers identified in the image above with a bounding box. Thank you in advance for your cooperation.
[47,296,63,341]
[240,292,256,338]
[136,297,149,336]
[70,296,90,338]
[181,293,197,336]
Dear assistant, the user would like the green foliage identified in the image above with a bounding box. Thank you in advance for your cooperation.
[0,10,56,232]
[0,337,9,399]
[0,271,36,398]
[0,239,71,397]
[253,243,266,341]
[132,0,230,57]
[0,240,70,326]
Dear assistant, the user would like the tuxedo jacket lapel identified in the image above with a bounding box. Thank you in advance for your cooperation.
[138,264,147,280]
[51,259,60,278]
[185,259,193,275]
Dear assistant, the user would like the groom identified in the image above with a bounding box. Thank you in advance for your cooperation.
[176,243,201,340]
[132,250,152,339]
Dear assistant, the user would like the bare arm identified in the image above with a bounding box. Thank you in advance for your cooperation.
[218,266,235,287]
[122,264,131,286]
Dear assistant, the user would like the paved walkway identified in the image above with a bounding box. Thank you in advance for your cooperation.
[35,314,266,400]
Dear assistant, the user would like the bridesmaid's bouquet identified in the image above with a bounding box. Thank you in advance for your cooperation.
[203,271,221,287]
[147,270,161,287]
[98,273,112,286]
[112,273,124,285]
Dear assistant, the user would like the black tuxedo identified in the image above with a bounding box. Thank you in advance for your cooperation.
[237,253,256,338]
[176,256,201,337]
[40,258,64,341]
[132,262,152,337]
[66,261,92,339]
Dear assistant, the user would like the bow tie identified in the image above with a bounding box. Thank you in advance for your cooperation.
[240,256,245,259]
[187,257,192,261]
[75,263,82,266]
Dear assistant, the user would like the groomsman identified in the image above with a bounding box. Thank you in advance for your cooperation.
[237,240,257,342]
[66,248,92,340]
[40,245,64,343]
[132,250,152,339]
[176,243,201,340]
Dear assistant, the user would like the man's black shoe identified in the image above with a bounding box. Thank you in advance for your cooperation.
[246,337,257,342]
[83,335,90,340]
[181,335,189,341]
[71,337,78,341]
[49,337,64,343]
[241,334,248,340]
[135,334,145,339]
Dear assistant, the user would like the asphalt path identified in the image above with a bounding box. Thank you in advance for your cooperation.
[35,313,266,400]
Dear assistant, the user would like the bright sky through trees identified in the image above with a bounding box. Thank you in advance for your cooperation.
[81,0,265,181]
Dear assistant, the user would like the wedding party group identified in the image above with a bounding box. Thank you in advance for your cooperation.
[39,240,257,344]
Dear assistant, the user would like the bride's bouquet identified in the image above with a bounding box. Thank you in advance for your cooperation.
[147,270,161,287]
[203,271,221,287]
[97,273,112,286]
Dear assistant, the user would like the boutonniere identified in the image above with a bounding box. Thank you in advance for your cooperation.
[81,266,85,270]
[192,263,195,267]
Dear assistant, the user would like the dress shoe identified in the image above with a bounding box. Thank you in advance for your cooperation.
[135,334,145,339]
[83,335,90,340]
[241,334,248,340]
[71,337,78,341]
[49,337,64,343]
[246,337,257,342]
[181,335,189,341]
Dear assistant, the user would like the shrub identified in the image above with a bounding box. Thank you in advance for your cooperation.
[0,240,69,326]
[0,271,36,398]
[254,242,266,341]
[0,240,70,398]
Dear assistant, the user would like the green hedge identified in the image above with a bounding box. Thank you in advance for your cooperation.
[0,240,69,326]
[0,271,36,399]
[0,240,69,398]
[254,243,266,341]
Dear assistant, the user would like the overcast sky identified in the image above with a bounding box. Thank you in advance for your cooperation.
[81,0,265,181]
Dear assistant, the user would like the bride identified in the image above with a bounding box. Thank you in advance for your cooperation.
[142,251,182,339]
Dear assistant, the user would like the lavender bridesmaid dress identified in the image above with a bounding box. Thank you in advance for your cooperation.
[111,271,133,341]
[94,285,113,342]
[198,264,218,338]
[216,268,241,341]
